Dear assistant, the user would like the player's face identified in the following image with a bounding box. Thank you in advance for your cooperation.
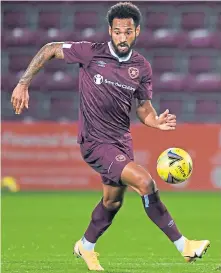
[109,18,140,58]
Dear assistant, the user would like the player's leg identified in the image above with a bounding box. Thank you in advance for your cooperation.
[83,183,127,247]
[74,183,127,271]
[121,162,182,241]
[121,162,210,262]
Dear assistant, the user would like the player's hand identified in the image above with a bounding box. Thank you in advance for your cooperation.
[11,83,29,114]
[157,109,176,131]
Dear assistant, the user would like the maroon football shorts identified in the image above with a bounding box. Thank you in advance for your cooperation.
[80,139,134,187]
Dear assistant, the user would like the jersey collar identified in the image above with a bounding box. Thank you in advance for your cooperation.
[108,41,132,62]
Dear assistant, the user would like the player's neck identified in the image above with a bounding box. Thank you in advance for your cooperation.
[108,41,132,62]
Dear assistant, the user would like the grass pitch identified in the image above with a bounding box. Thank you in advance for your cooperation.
[1,191,221,273]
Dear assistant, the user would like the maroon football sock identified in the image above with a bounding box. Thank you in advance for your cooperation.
[84,198,120,243]
[142,191,182,242]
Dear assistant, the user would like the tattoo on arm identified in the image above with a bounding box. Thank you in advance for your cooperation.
[19,42,64,86]
[136,99,148,107]
[136,98,158,126]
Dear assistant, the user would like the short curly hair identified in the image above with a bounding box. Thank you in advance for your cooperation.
[107,2,142,28]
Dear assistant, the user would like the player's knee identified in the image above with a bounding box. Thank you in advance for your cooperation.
[103,199,123,211]
[136,175,156,196]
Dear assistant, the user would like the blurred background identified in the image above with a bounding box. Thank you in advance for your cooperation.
[1,1,221,192]
[1,2,221,272]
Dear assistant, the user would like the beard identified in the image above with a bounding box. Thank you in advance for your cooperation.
[111,36,136,58]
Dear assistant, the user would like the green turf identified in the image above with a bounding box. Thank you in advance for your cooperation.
[1,191,221,273]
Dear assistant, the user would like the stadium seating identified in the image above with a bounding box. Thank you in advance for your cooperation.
[186,29,221,49]
[181,12,206,30]
[133,31,153,48]
[151,29,187,48]
[159,99,183,116]
[145,12,170,30]
[218,13,221,29]
[45,72,78,91]
[44,58,67,73]
[9,55,33,72]
[156,73,188,92]
[50,98,77,120]
[38,11,62,29]
[1,74,10,92]
[2,1,221,122]
[195,100,220,115]
[192,73,221,92]
[37,28,79,47]
[4,28,40,47]
[4,72,47,92]
[3,11,27,29]
[152,56,175,73]
[73,11,99,30]
[188,56,214,74]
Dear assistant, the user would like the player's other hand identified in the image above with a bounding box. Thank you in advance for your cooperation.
[157,109,176,131]
[11,83,29,115]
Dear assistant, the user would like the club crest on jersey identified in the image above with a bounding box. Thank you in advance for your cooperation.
[128,67,139,79]
[115,154,126,162]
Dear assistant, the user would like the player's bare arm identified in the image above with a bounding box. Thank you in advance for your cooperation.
[19,42,64,86]
[136,99,177,131]
[11,42,64,114]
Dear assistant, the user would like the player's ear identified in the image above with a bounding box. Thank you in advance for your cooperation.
[109,26,112,36]
[136,25,140,37]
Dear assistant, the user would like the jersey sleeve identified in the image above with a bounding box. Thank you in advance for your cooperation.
[62,41,94,65]
[133,61,153,100]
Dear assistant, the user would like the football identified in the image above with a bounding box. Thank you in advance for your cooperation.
[157,148,193,184]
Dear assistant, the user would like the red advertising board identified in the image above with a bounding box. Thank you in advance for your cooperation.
[1,122,221,191]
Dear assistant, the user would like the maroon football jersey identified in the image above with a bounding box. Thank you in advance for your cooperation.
[62,41,152,145]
